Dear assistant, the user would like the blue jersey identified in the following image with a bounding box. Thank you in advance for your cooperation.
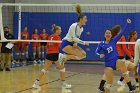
[95,23,128,62]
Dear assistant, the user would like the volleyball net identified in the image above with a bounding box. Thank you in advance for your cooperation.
[0,3,139,61]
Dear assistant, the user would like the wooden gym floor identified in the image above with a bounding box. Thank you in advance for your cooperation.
[0,61,138,93]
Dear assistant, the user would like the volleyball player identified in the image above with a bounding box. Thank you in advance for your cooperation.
[95,19,135,93]
[15,26,29,66]
[98,26,136,92]
[134,39,140,92]
[32,28,41,64]
[127,31,138,59]
[59,4,89,65]
[21,26,30,62]
[116,31,138,85]
[15,36,28,66]
[127,31,139,88]
[111,28,135,85]
[40,28,48,63]
[32,24,71,89]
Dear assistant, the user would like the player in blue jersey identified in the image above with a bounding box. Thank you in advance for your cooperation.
[134,39,140,92]
[95,19,135,93]
[59,4,89,65]
[98,26,137,92]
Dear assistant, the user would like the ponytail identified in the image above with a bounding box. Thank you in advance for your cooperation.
[75,4,85,22]
[51,24,61,32]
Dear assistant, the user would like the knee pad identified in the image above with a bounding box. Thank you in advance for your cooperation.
[122,71,129,79]
[123,71,129,75]
[60,68,65,72]
[41,69,47,74]
[105,83,112,90]
[124,60,130,67]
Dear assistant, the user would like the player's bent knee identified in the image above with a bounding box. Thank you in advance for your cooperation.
[122,71,129,78]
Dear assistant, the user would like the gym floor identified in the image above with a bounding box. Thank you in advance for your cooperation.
[0,61,137,93]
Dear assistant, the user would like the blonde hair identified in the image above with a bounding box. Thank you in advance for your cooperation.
[52,24,61,32]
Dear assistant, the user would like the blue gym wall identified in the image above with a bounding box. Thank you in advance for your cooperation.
[13,12,140,61]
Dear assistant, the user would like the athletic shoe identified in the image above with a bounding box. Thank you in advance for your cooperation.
[22,62,26,66]
[16,62,20,67]
[32,80,40,89]
[5,68,11,71]
[97,87,105,92]
[41,60,45,64]
[33,60,37,64]
[38,60,41,64]
[129,84,137,92]
[61,88,72,93]
[62,82,72,89]
[117,81,125,86]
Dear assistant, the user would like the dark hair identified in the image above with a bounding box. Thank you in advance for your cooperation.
[52,24,61,32]
[111,25,121,38]
[33,28,38,34]
[42,28,46,31]
[128,31,137,41]
[75,4,85,22]
[4,26,9,29]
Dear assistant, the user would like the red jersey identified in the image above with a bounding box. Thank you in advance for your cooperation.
[128,38,135,56]
[40,33,48,40]
[21,31,29,39]
[47,34,61,54]
[116,35,132,59]
[32,34,40,40]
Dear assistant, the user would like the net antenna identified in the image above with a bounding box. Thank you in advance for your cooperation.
[18,3,21,40]
[0,4,6,40]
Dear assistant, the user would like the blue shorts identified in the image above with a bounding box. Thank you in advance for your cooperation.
[105,57,118,70]
[138,63,140,75]
[59,40,74,54]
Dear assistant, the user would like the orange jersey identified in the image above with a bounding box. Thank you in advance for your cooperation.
[47,34,61,54]
[21,31,29,39]
[128,38,135,56]
[32,34,40,47]
[116,35,132,59]
[32,34,40,40]
[40,33,48,40]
